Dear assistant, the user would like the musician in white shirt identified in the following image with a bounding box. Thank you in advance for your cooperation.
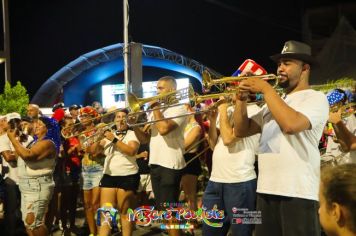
[233,41,329,236]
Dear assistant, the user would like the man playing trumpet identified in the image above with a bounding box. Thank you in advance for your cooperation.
[233,40,329,236]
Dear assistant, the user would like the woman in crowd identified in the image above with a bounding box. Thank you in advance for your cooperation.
[60,116,82,234]
[79,106,105,236]
[180,105,204,235]
[319,163,356,236]
[92,109,140,236]
[7,116,60,236]
[180,106,202,208]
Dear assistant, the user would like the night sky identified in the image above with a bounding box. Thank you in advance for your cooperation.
[3,0,353,99]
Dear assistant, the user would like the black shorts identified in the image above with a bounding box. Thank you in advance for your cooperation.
[99,173,140,192]
[150,165,182,210]
[182,153,202,176]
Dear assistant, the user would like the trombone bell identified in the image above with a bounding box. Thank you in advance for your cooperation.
[127,93,142,113]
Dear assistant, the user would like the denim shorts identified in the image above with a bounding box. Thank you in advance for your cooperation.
[82,164,104,190]
[18,175,54,230]
[202,179,257,236]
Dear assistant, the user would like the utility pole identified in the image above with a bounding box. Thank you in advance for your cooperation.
[1,0,11,84]
[123,0,129,106]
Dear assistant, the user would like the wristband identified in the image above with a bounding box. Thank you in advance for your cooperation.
[112,137,119,144]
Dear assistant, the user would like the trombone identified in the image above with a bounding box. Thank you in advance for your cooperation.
[61,110,117,139]
[125,85,274,127]
[126,89,241,127]
[125,85,195,127]
[128,85,194,112]
[202,70,281,91]
[61,86,194,139]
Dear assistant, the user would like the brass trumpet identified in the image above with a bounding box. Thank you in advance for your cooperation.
[77,122,115,149]
[61,107,126,139]
[202,70,281,91]
[190,89,238,106]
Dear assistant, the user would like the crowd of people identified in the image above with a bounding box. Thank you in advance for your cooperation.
[0,40,355,236]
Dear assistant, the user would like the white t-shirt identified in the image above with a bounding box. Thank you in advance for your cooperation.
[20,138,56,177]
[210,105,260,183]
[184,121,200,153]
[323,115,356,164]
[0,134,18,183]
[16,136,34,179]
[251,89,329,201]
[103,130,140,176]
[149,105,187,170]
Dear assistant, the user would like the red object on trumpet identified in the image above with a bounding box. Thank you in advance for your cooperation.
[232,59,267,77]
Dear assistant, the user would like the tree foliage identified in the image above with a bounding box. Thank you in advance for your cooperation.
[0,81,29,116]
[311,77,355,93]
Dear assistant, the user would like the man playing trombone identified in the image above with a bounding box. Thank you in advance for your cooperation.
[233,40,329,236]
[132,76,188,236]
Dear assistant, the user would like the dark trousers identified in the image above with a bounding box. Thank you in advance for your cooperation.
[4,178,26,236]
[150,165,182,210]
[255,193,321,236]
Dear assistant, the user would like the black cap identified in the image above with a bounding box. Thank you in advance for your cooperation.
[52,102,65,112]
[69,104,80,111]
[21,115,33,123]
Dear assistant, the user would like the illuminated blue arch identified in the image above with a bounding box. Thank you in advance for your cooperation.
[31,43,222,106]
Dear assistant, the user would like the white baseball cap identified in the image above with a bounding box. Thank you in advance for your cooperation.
[5,112,21,121]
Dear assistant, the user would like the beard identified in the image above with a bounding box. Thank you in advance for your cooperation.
[278,79,289,89]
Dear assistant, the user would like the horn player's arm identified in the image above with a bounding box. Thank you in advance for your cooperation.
[218,100,239,146]
[151,104,178,136]
[206,105,219,149]
[237,78,310,135]
[329,109,356,152]
[234,94,261,138]
[132,124,151,145]
[86,138,105,157]
[104,130,139,156]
